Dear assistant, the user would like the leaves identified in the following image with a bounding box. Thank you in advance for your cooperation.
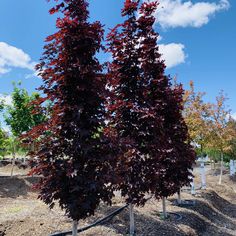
[25,0,114,221]
[183,80,212,152]
[106,0,195,205]
[5,84,47,137]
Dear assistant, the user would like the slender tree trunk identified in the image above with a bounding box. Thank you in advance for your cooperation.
[211,160,213,170]
[189,168,195,195]
[200,161,206,189]
[190,181,195,195]
[31,141,35,177]
[233,160,236,175]
[129,204,135,236]
[162,197,167,219]
[219,153,223,185]
[177,189,181,204]
[72,221,78,236]
[230,160,234,176]
[10,142,16,177]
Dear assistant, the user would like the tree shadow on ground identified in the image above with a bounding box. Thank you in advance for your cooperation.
[96,200,236,236]
[201,191,236,219]
[0,176,39,198]
[99,206,187,236]
[81,195,236,236]
[175,210,234,236]
[229,175,236,183]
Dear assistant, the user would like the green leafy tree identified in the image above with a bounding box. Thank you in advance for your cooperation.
[5,84,46,137]
[0,129,7,158]
[0,97,7,157]
[0,100,4,111]
[3,83,47,176]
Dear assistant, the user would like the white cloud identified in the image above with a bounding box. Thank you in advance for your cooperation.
[0,42,36,75]
[153,0,230,28]
[159,43,186,68]
[0,94,12,106]
[231,112,236,121]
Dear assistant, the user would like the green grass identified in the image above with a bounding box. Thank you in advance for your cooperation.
[7,206,24,214]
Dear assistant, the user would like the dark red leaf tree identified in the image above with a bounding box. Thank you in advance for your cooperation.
[25,0,114,221]
[106,0,195,205]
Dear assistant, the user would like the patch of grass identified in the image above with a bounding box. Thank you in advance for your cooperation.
[8,206,24,214]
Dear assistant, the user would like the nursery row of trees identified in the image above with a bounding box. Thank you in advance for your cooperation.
[24,0,195,234]
[1,80,235,165]
[0,0,235,235]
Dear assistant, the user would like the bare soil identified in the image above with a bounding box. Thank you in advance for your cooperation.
[0,166,235,236]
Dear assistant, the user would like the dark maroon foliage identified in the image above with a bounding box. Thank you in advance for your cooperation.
[26,0,114,221]
[106,0,195,205]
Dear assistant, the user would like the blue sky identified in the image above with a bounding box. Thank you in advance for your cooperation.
[0,0,235,116]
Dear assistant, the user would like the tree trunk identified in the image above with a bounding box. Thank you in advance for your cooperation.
[211,160,214,170]
[10,142,16,177]
[233,160,236,175]
[177,190,181,204]
[230,160,234,176]
[219,153,223,185]
[189,168,195,195]
[72,221,78,236]
[129,204,135,236]
[190,181,195,195]
[200,161,206,189]
[162,197,167,219]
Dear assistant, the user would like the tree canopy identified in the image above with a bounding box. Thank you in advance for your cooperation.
[25,0,114,221]
[106,0,195,205]
[183,81,212,154]
[5,83,46,137]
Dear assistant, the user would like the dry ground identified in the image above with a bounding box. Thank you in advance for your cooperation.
[0,165,236,236]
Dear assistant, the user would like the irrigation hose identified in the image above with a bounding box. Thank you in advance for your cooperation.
[49,204,129,236]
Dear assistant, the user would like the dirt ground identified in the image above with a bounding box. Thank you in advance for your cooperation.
[0,165,236,236]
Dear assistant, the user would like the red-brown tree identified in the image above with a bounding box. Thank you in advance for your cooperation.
[106,0,195,205]
[25,0,114,222]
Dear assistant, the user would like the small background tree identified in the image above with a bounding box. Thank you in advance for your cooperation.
[3,83,47,175]
[5,82,46,138]
[183,81,212,156]
[208,92,231,184]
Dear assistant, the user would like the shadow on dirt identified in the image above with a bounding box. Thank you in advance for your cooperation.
[102,206,187,236]
[0,176,39,198]
[175,210,234,236]
[229,175,236,183]
[202,191,236,219]
[187,199,235,230]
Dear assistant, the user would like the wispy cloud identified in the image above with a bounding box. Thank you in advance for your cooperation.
[231,112,236,121]
[152,0,230,28]
[0,42,36,75]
